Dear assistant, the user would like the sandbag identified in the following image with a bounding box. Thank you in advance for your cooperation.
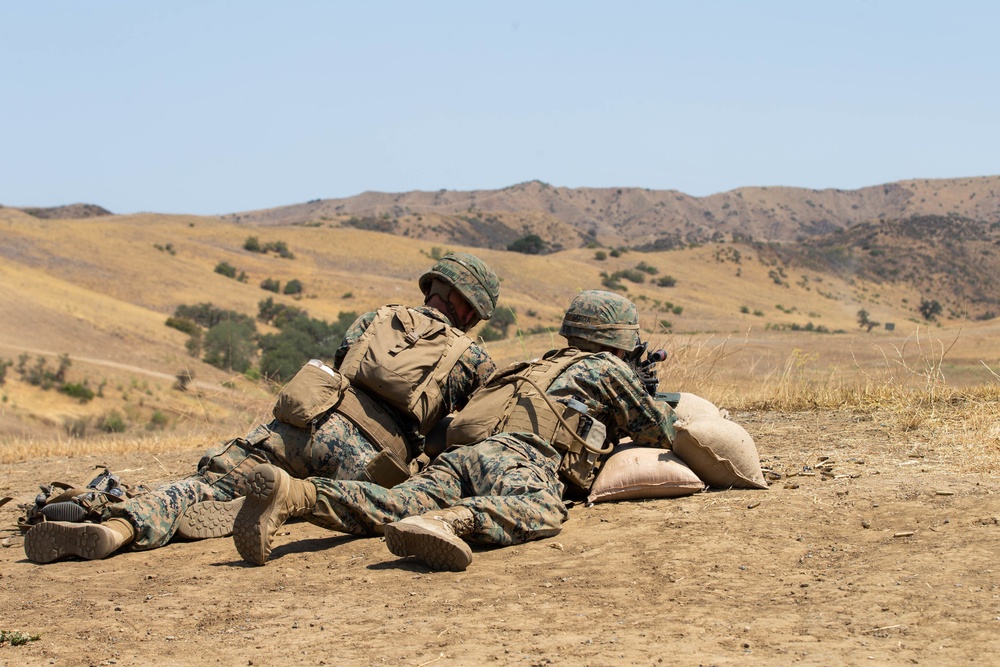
[588,445,705,504]
[672,393,728,421]
[672,416,767,489]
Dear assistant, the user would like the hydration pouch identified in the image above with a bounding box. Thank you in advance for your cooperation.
[272,359,349,429]
[556,398,608,493]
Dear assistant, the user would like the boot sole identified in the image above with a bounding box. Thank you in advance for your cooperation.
[383,521,473,572]
[24,522,119,563]
[233,466,283,565]
[40,501,88,523]
[177,498,245,539]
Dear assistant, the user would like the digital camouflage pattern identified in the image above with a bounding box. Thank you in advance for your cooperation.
[418,252,500,321]
[558,290,640,352]
[107,306,495,551]
[307,432,567,546]
[297,350,675,547]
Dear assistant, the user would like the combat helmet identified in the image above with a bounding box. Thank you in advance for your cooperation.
[559,290,640,352]
[419,252,500,326]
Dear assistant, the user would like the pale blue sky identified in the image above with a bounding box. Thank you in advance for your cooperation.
[2,1,997,215]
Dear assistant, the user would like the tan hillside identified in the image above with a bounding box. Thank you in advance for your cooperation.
[1,183,998,666]
[1,203,997,447]
[224,176,1000,249]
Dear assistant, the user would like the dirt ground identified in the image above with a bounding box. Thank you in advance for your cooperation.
[2,410,999,667]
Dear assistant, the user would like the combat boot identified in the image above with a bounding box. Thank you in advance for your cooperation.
[233,464,316,566]
[24,517,134,563]
[176,497,245,539]
[383,506,475,572]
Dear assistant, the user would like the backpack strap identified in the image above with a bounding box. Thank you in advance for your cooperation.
[407,327,472,419]
[337,305,398,379]
[334,386,412,468]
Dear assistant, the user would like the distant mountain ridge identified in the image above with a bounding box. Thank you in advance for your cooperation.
[225,176,1000,251]
[5,203,113,219]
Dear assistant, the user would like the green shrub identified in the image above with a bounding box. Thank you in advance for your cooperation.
[600,272,627,291]
[244,236,262,252]
[174,303,255,330]
[618,269,645,284]
[148,410,169,430]
[656,275,677,287]
[594,250,607,261]
[165,317,199,336]
[507,234,547,255]
[257,297,307,326]
[101,410,127,433]
[480,306,516,340]
[260,278,281,293]
[636,261,659,275]
[257,310,357,382]
[185,330,203,358]
[214,261,237,278]
[60,382,95,403]
[477,325,504,342]
[283,279,304,295]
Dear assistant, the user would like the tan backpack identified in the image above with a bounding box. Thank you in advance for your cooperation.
[447,348,612,492]
[338,305,473,436]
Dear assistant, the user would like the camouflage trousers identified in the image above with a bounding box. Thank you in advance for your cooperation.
[307,432,569,547]
[107,414,383,550]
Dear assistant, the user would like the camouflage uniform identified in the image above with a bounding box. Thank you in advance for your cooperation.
[107,306,495,550]
[298,351,675,546]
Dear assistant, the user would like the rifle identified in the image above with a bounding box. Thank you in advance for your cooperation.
[625,342,665,394]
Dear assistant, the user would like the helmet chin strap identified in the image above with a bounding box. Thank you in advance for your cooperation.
[425,280,472,330]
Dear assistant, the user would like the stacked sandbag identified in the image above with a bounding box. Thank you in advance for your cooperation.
[671,392,767,490]
[587,393,766,504]
[587,445,706,504]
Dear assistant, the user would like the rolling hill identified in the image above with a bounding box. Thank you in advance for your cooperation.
[1,177,998,446]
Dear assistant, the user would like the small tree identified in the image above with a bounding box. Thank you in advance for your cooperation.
[175,369,195,392]
[283,279,304,295]
[260,278,281,293]
[203,320,257,372]
[918,298,943,321]
[244,236,262,252]
[857,309,880,332]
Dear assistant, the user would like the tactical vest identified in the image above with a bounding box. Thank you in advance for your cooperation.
[447,348,612,492]
[338,305,473,436]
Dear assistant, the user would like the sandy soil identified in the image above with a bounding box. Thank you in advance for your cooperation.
[2,410,999,667]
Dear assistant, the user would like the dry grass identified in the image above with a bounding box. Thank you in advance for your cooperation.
[2,211,997,471]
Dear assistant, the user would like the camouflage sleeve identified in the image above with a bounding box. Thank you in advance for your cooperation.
[561,354,675,448]
[443,340,496,413]
[333,311,376,370]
